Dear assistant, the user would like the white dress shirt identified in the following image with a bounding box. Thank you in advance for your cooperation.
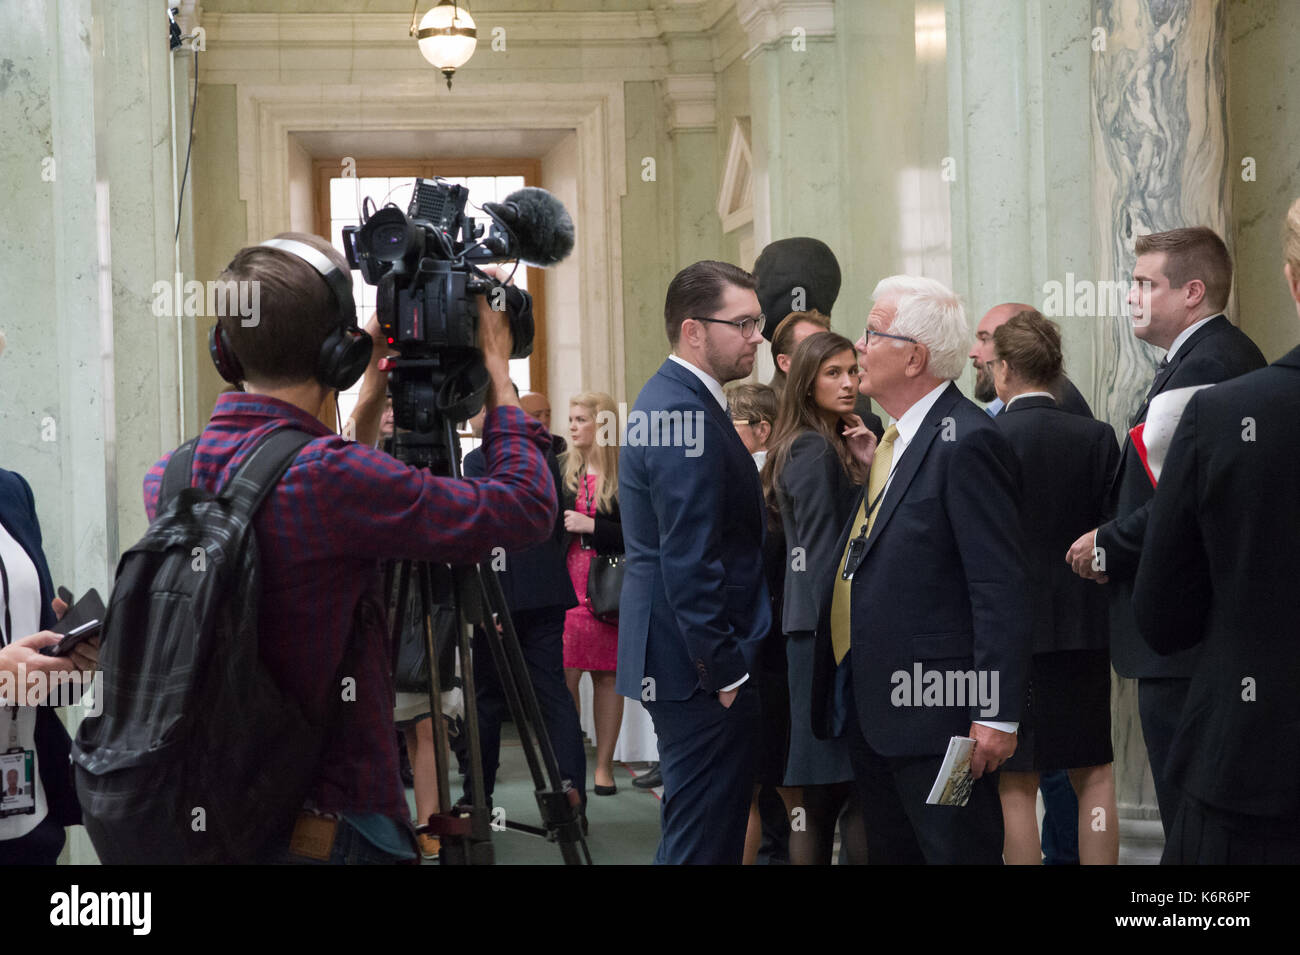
[883,381,1017,736]
[1005,390,1056,407]
[666,353,748,693]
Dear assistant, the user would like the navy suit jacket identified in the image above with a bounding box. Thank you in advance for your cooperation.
[810,383,1032,755]
[1134,345,1300,819]
[464,443,577,614]
[0,470,81,826]
[616,359,771,701]
[1099,314,1266,678]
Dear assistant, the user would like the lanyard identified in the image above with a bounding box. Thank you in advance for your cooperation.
[0,553,11,649]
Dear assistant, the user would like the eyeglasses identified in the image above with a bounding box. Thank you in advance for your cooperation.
[864,326,919,344]
[692,314,767,338]
[730,417,757,426]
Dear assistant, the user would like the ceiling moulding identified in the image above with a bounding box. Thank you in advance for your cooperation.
[203,7,750,81]
[736,0,835,59]
[663,74,718,132]
[717,116,754,232]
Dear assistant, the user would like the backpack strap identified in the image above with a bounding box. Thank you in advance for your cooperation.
[220,428,316,521]
[159,438,200,511]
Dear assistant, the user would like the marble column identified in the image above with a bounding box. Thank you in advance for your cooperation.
[947,0,1096,402]
[1090,0,1231,862]
[664,74,724,269]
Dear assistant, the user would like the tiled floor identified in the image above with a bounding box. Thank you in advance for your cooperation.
[404,724,663,865]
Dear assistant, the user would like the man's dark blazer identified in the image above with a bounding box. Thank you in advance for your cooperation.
[996,396,1119,654]
[617,359,770,701]
[810,382,1032,753]
[0,469,81,828]
[775,431,859,635]
[1133,345,1300,819]
[1099,314,1266,678]
[464,443,577,614]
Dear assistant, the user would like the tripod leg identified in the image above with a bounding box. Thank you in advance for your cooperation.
[467,565,592,864]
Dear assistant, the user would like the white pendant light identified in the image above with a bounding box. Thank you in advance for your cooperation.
[411,1,478,90]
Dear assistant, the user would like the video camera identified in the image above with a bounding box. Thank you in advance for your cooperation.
[343,177,574,430]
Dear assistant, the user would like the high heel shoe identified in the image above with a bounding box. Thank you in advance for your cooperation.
[593,782,618,796]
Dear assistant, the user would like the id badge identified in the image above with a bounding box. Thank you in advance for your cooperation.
[841,535,867,581]
[0,747,36,817]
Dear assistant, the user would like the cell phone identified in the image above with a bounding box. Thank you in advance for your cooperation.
[39,619,102,657]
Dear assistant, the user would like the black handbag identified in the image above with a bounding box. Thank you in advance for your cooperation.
[394,598,458,694]
[585,551,625,623]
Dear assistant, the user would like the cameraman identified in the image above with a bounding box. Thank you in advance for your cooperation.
[142,233,555,864]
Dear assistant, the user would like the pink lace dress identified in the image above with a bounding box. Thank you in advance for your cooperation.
[563,473,619,671]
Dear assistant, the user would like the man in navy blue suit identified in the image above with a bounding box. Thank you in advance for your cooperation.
[617,260,771,864]
[813,275,1032,863]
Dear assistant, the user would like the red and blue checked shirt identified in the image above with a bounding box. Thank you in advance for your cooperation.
[143,392,556,821]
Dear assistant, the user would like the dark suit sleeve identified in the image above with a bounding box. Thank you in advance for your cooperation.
[1133,395,1211,654]
[1097,425,1121,515]
[646,412,748,688]
[1097,353,1239,578]
[782,433,854,623]
[942,426,1031,724]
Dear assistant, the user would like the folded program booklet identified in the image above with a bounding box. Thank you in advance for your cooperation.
[926,736,976,806]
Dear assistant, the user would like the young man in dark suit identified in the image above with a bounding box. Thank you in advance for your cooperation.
[814,275,1033,864]
[1133,210,1300,862]
[617,260,771,864]
[1066,227,1266,836]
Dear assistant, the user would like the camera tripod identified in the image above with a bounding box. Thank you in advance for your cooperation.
[385,404,592,866]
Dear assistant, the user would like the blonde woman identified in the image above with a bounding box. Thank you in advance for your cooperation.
[560,392,625,795]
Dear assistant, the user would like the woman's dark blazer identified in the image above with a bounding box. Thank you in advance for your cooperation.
[0,469,82,827]
[995,396,1120,654]
[560,478,624,557]
[776,431,860,635]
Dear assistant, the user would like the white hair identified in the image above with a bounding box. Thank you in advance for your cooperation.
[870,275,968,380]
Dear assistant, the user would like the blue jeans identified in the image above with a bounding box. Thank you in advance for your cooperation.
[266,818,416,865]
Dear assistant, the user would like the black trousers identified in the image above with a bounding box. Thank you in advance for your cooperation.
[644,682,758,864]
[1137,676,1190,837]
[843,686,1004,864]
[465,606,587,804]
[1163,795,1300,864]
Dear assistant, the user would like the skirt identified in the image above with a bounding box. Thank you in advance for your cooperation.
[1004,648,1113,773]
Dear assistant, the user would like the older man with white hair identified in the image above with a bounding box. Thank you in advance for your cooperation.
[809,275,1032,864]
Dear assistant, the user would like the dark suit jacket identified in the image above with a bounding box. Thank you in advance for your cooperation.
[776,431,859,635]
[1133,344,1300,819]
[616,359,771,701]
[0,470,82,827]
[996,396,1118,654]
[464,444,577,614]
[811,382,1032,754]
[1053,374,1094,418]
[1099,314,1266,678]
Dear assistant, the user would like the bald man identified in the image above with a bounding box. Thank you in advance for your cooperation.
[969,303,1092,417]
[519,391,566,455]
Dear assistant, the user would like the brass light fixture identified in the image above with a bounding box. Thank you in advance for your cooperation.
[411,0,478,90]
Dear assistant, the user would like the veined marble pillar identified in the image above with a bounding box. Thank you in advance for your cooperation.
[1090,0,1231,862]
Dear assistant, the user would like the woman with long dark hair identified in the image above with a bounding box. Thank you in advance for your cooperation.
[761,331,875,864]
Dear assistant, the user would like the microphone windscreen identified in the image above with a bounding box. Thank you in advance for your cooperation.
[492,187,575,266]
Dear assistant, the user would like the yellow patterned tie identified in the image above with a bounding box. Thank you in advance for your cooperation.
[830,424,898,664]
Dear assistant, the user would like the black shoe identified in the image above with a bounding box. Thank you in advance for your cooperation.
[632,765,662,789]
[593,783,618,796]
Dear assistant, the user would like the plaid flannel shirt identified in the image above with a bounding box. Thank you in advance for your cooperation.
[143,392,555,820]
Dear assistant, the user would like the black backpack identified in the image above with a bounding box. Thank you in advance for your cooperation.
[73,428,353,864]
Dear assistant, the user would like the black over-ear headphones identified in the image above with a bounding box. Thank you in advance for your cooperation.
[208,237,373,390]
